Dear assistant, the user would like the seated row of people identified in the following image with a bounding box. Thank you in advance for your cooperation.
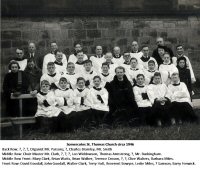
[3,58,197,130]
[36,68,197,132]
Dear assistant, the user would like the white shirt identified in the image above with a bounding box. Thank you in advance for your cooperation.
[88,87,109,111]
[42,53,67,74]
[35,91,61,117]
[133,85,152,107]
[40,72,61,85]
[168,82,191,105]
[68,54,88,63]
[139,56,158,70]
[147,83,171,104]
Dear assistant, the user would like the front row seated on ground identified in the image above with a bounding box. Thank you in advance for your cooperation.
[35,67,198,132]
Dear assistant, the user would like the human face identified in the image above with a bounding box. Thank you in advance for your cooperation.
[47,65,55,74]
[163,54,170,64]
[156,38,164,46]
[148,62,155,70]
[16,49,24,59]
[158,48,165,56]
[59,80,68,89]
[171,75,179,84]
[41,84,50,93]
[137,76,145,86]
[28,43,36,53]
[93,78,101,88]
[115,68,125,80]
[105,53,113,63]
[142,47,149,57]
[178,60,186,68]
[131,41,139,52]
[77,80,85,89]
[77,52,84,62]
[67,64,75,74]
[55,52,63,63]
[50,43,58,52]
[101,65,109,74]
[11,64,19,73]
[96,46,102,55]
[27,61,35,69]
[153,76,161,85]
[84,62,92,72]
[75,44,82,52]
[113,47,120,55]
[176,46,184,56]
[123,53,131,63]
[130,59,138,68]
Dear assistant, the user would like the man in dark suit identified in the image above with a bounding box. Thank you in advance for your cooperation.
[25,42,43,69]
[152,37,174,66]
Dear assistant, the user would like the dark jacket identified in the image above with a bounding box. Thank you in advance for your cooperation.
[24,66,42,91]
[3,71,30,97]
[105,75,137,113]
[152,46,174,66]
[24,51,44,69]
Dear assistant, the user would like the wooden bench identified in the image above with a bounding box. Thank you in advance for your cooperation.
[0,94,36,138]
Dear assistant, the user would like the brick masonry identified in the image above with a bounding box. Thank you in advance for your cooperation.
[1,16,200,90]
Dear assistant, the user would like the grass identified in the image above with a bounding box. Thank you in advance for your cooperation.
[1,109,200,140]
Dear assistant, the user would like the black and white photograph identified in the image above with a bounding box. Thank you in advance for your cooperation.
[0,0,200,168]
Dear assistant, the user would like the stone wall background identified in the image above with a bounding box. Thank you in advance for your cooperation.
[1,16,200,90]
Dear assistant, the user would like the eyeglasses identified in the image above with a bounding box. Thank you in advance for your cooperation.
[16,53,23,54]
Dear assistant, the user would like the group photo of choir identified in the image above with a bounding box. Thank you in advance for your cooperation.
[2,37,198,132]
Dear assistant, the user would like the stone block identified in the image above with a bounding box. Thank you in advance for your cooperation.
[132,29,140,37]
[1,31,21,40]
[87,30,101,38]
[82,40,94,46]
[117,38,127,46]
[116,30,126,37]
[83,21,97,29]
[11,40,28,48]
[163,22,176,28]
[40,30,50,39]
[98,21,120,29]
[1,41,12,48]
[120,21,133,29]
[149,21,163,28]
[68,30,86,39]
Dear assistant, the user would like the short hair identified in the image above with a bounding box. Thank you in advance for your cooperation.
[76,50,83,54]
[84,59,92,65]
[130,57,138,62]
[176,44,183,49]
[93,75,101,81]
[41,80,50,86]
[50,41,57,45]
[47,62,55,67]
[115,66,125,73]
[157,45,166,50]
[136,74,145,79]
[8,60,20,70]
[59,77,68,82]
[16,47,24,51]
[141,45,149,49]
[177,56,186,63]
[73,41,82,47]
[148,60,155,65]
[102,62,110,68]
[154,72,161,78]
[171,72,179,77]
[123,51,131,55]
[67,62,75,67]
[77,77,85,83]
[55,49,62,55]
